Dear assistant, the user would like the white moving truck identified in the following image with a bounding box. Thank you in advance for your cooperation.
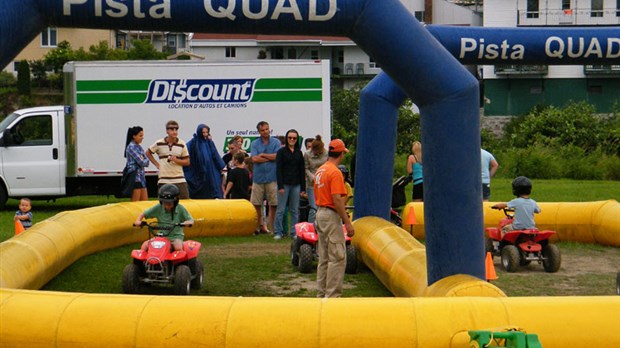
[0,60,331,208]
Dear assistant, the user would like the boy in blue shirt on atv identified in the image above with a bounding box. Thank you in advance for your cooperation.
[492,176,541,235]
[134,184,193,251]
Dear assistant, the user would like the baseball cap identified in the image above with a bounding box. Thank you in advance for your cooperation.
[328,139,349,153]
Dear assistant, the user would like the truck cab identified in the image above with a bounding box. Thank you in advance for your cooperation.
[0,106,66,208]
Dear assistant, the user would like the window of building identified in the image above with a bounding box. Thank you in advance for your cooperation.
[272,47,284,59]
[562,0,571,10]
[617,0,620,16]
[414,11,424,22]
[310,50,319,60]
[41,27,57,47]
[591,0,603,17]
[526,0,539,18]
[337,49,344,63]
[116,33,127,49]
[225,47,236,58]
[287,48,297,59]
[369,57,380,69]
[178,34,186,49]
[167,34,177,48]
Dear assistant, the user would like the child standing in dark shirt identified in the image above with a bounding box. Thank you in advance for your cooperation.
[224,152,251,200]
[14,198,33,230]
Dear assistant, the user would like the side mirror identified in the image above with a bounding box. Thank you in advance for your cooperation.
[0,129,9,147]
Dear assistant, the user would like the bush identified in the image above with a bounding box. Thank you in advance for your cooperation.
[16,60,31,96]
[0,71,16,87]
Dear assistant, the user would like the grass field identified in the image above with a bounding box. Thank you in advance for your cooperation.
[1,179,619,297]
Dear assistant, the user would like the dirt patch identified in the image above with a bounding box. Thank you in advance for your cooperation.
[204,242,289,258]
[258,274,356,296]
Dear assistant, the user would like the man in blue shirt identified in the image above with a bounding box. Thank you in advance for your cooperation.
[481,148,499,201]
[250,121,281,234]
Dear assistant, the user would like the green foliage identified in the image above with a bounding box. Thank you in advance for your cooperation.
[0,71,16,87]
[16,61,31,96]
[126,39,167,60]
[44,41,74,73]
[504,101,619,156]
[29,60,50,88]
[0,87,17,116]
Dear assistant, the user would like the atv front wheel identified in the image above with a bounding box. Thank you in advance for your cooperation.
[290,238,302,266]
[189,259,204,290]
[174,265,192,295]
[485,237,495,254]
[345,244,357,274]
[122,263,141,294]
[542,244,561,273]
[299,244,314,273]
[501,245,520,273]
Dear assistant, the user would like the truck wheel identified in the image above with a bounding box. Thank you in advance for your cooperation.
[501,245,520,273]
[189,259,204,290]
[174,265,192,295]
[122,264,141,294]
[0,185,7,210]
[290,238,302,266]
[542,244,561,273]
[345,244,357,274]
[298,244,314,273]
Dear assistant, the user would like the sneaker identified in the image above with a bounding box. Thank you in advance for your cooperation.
[273,235,282,240]
[259,228,270,234]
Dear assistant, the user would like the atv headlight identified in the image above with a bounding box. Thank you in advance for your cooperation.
[151,241,166,249]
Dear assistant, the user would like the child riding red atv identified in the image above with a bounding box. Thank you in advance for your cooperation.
[290,221,357,274]
[485,176,561,273]
[123,184,204,295]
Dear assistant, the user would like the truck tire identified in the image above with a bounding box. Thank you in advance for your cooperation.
[174,265,192,295]
[542,244,561,273]
[501,245,520,273]
[122,264,141,294]
[345,244,357,274]
[0,185,7,210]
[298,244,314,273]
[189,259,204,290]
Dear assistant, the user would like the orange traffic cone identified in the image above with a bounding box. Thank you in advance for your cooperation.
[485,252,498,281]
[406,205,417,235]
[14,220,25,235]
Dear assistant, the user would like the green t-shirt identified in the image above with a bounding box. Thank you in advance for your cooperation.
[143,204,193,241]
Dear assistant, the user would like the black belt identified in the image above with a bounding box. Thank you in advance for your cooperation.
[319,206,337,213]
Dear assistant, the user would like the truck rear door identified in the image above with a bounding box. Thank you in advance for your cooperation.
[1,110,64,196]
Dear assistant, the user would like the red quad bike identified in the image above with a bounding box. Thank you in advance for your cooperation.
[290,221,357,274]
[485,207,561,273]
[123,221,204,295]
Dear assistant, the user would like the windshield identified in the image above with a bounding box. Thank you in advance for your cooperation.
[0,113,19,132]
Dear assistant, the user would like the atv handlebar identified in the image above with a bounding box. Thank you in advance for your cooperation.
[133,221,192,237]
[491,206,515,217]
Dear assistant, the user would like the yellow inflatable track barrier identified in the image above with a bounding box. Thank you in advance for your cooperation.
[1,200,619,347]
[402,200,620,246]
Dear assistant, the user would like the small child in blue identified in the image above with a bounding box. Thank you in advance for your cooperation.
[492,176,541,234]
[14,198,33,230]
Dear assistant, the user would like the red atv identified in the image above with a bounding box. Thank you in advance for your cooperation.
[290,222,357,274]
[123,221,204,295]
[485,207,561,273]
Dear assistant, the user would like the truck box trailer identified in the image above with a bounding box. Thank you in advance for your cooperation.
[0,60,331,208]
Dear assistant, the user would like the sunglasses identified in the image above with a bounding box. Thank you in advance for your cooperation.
[288,136,298,140]
[167,127,178,131]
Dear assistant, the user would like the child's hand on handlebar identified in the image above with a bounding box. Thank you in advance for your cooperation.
[134,220,144,227]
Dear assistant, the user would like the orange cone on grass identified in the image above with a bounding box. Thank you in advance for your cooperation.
[485,252,498,281]
[14,220,25,235]
[406,206,416,235]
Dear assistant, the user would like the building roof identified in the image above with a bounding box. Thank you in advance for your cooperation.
[192,33,354,46]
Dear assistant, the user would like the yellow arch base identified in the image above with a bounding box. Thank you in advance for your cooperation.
[1,200,619,347]
[401,200,620,246]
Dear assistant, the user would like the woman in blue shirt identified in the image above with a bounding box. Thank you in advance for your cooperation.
[124,126,150,201]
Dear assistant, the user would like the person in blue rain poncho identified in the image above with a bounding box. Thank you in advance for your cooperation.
[184,124,226,199]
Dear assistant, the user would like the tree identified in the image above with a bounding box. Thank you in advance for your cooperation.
[16,60,31,96]
[126,39,167,60]
[43,41,74,73]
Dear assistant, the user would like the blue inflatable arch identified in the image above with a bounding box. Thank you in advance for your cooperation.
[1,0,618,284]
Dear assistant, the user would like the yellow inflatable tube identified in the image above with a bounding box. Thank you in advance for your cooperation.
[0,199,257,290]
[1,289,618,347]
[402,200,620,246]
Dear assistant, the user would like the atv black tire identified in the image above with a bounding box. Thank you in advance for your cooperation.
[299,244,314,273]
[174,265,192,295]
[501,245,520,273]
[542,244,561,273]
[485,237,495,254]
[290,238,302,266]
[616,272,620,296]
[189,259,204,290]
[345,244,357,274]
[122,263,141,294]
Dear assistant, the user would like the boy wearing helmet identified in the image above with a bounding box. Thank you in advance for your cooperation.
[134,184,194,251]
[492,176,541,235]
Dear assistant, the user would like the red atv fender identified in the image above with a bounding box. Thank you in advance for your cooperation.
[295,222,318,243]
[183,240,202,259]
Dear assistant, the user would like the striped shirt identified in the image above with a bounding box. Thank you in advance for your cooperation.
[149,137,189,184]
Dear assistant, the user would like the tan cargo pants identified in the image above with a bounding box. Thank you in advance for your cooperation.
[315,207,346,298]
